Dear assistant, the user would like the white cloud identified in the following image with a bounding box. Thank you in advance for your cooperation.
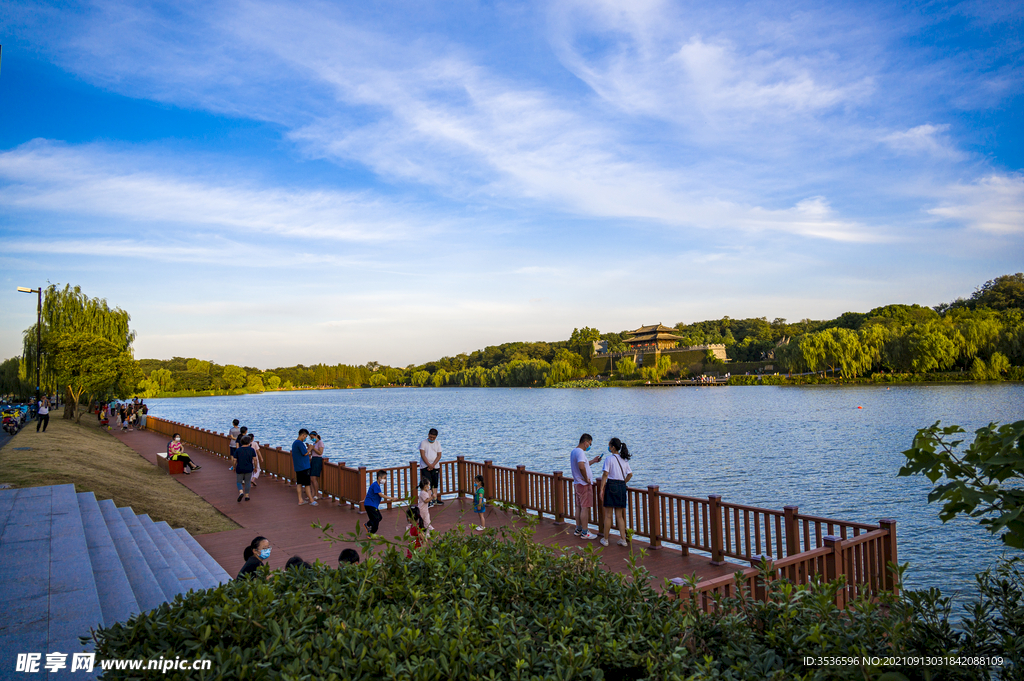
[928,175,1024,235]
[881,124,961,159]
[0,140,437,242]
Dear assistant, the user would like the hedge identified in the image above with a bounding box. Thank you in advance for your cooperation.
[90,524,1019,680]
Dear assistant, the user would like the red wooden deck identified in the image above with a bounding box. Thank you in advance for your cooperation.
[111,427,743,585]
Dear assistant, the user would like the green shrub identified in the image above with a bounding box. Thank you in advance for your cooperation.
[90,523,1020,680]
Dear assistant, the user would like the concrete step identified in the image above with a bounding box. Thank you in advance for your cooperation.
[98,499,165,613]
[154,521,217,590]
[47,484,104,656]
[0,487,54,658]
[174,528,232,585]
[77,492,141,626]
[136,514,202,594]
[118,507,184,602]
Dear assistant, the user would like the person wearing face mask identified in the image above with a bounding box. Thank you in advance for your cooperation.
[598,438,633,547]
[167,433,200,474]
[570,433,602,540]
[418,428,444,507]
[237,536,271,579]
[307,431,325,500]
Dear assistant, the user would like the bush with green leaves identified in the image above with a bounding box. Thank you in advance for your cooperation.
[90,517,1021,680]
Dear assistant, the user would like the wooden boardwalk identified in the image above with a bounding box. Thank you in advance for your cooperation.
[111,427,743,586]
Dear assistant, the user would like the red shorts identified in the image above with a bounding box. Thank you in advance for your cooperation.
[574,483,594,509]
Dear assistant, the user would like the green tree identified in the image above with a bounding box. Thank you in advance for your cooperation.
[431,369,450,387]
[50,332,141,422]
[615,358,637,379]
[246,374,265,392]
[222,365,247,389]
[22,284,135,417]
[149,368,175,391]
[369,373,388,387]
[266,375,281,390]
[641,355,672,382]
[412,370,430,387]
[568,327,601,361]
[900,420,1024,548]
[186,358,212,374]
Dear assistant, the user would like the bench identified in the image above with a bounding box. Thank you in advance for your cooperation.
[156,452,185,475]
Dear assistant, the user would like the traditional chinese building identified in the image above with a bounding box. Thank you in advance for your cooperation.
[624,324,685,351]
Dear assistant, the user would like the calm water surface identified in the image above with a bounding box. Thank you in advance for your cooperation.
[147,384,1023,597]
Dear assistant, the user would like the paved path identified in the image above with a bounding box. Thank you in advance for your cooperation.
[111,427,741,586]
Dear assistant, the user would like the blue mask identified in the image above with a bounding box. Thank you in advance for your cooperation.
[258,547,271,560]
[585,445,591,451]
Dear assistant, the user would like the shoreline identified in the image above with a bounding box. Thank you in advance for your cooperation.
[139,376,1021,399]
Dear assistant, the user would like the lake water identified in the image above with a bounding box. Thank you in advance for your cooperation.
[146,383,1023,599]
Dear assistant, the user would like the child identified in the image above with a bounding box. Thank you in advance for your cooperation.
[473,474,487,531]
[364,470,400,534]
[405,506,425,558]
[417,479,437,531]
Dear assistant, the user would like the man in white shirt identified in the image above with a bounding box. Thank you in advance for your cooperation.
[569,433,602,540]
[419,428,444,506]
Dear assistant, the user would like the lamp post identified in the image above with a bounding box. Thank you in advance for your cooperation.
[17,286,42,407]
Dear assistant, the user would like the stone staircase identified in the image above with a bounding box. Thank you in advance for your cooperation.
[0,484,230,676]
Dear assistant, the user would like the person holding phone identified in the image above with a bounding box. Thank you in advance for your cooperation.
[599,438,633,547]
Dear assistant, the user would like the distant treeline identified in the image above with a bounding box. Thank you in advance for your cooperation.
[131,273,1024,394]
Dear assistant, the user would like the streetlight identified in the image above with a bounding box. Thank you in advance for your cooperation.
[17,286,42,407]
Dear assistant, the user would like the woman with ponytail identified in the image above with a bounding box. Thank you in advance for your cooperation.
[237,536,271,580]
[599,438,633,547]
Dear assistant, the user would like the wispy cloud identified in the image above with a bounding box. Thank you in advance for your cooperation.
[0,140,437,242]
[928,175,1024,235]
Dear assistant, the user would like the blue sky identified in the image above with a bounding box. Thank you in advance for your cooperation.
[1,0,1021,368]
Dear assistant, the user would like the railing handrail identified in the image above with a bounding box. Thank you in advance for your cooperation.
[145,414,898,612]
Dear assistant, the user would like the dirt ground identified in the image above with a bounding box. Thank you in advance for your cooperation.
[0,413,238,534]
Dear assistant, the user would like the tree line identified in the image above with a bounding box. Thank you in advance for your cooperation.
[2,274,1020,402]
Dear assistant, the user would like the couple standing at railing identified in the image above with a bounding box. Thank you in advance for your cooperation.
[570,433,632,546]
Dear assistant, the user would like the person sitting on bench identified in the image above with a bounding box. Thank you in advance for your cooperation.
[167,433,201,474]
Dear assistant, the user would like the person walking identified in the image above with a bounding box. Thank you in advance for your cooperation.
[363,470,399,534]
[599,438,633,547]
[35,397,50,433]
[234,434,258,502]
[418,428,443,506]
[308,431,325,500]
[250,436,263,488]
[228,419,240,470]
[570,434,602,540]
[291,429,317,506]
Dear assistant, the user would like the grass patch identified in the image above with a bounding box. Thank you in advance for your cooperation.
[0,416,237,535]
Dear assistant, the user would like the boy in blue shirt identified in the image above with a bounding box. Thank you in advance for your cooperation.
[364,470,399,534]
[292,428,317,506]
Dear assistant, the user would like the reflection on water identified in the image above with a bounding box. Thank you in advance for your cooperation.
[147,383,1023,596]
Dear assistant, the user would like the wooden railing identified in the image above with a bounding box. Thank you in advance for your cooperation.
[147,416,897,610]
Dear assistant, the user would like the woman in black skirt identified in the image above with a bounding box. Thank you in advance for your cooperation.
[599,438,633,547]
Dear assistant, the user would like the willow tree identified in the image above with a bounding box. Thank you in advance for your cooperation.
[22,285,137,418]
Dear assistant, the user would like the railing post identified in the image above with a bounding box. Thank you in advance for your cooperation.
[515,465,526,512]
[484,460,496,501]
[708,494,724,565]
[457,456,467,499]
[784,505,800,557]
[648,485,662,549]
[824,535,845,609]
[749,556,767,601]
[596,480,607,539]
[357,466,367,515]
[552,471,565,525]
[879,518,898,594]
[409,461,419,502]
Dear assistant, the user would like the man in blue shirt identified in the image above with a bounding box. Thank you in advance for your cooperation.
[363,470,399,534]
[292,428,317,506]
